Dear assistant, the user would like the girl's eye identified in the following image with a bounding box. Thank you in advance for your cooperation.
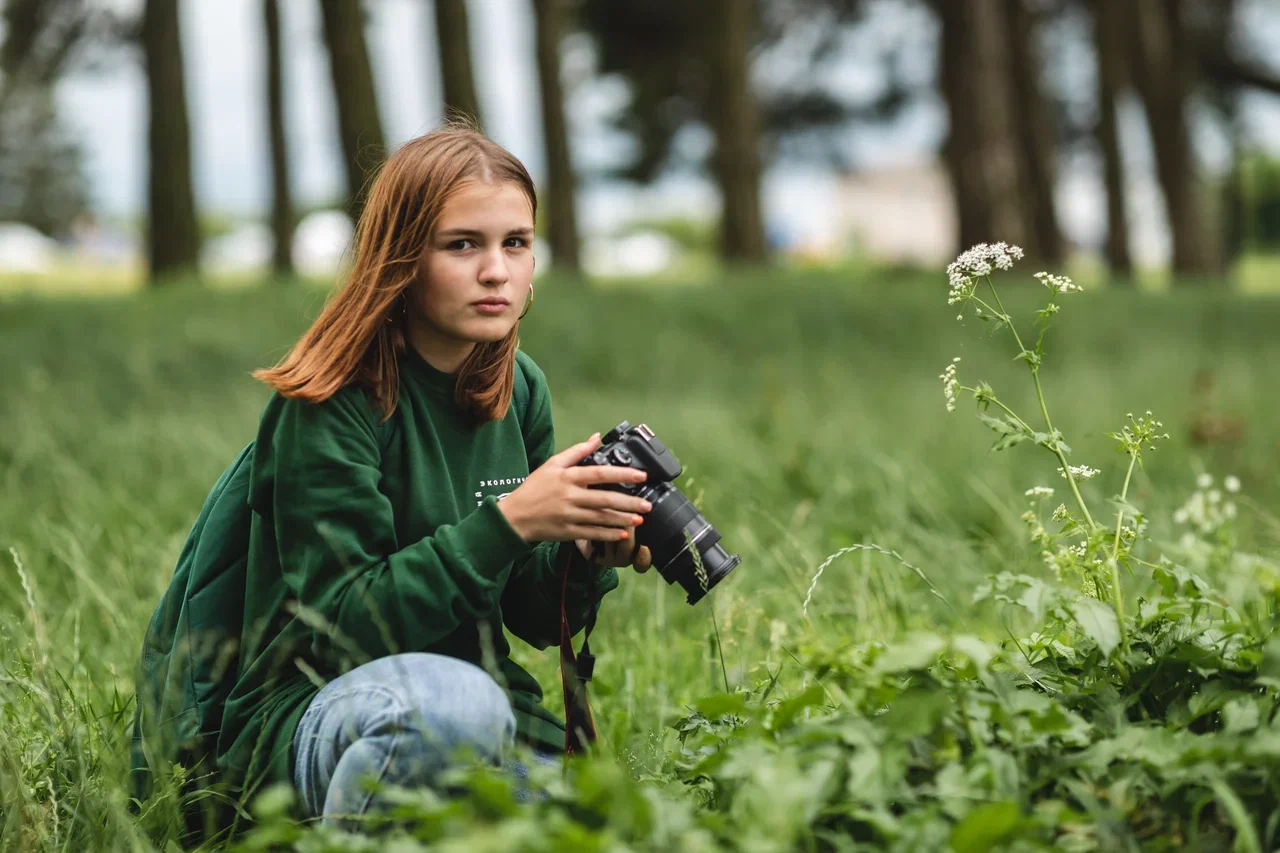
[448,239,476,251]
[504,237,529,249]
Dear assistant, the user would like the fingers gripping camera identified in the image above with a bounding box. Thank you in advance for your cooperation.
[577,422,740,604]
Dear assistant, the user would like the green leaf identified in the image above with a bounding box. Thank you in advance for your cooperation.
[1070,597,1121,658]
[1257,636,1280,690]
[770,683,826,731]
[872,633,947,675]
[883,686,952,739]
[977,413,1019,435]
[1107,496,1145,519]
[991,432,1029,452]
[248,783,296,821]
[1210,780,1262,853]
[1016,579,1058,624]
[950,635,999,671]
[950,802,1024,853]
[1223,697,1261,734]
[693,692,748,719]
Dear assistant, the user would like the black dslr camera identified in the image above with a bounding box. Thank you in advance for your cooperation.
[578,421,739,604]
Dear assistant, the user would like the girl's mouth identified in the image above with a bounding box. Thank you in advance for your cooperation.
[472,299,509,314]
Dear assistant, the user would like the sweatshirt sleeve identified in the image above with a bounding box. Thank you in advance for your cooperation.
[501,355,619,650]
[250,387,533,661]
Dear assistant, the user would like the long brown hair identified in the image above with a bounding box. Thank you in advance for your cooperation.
[254,122,537,423]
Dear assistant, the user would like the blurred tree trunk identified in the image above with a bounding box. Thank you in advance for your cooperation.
[434,0,483,126]
[1201,0,1243,278]
[937,0,1038,256]
[1123,0,1214,279]
[318,0,386,220]
[706,0,767,263]
[141,0,199,283]
[1004,0,1064,265]
[1091,0,1132,279]
[263,0,294,278]
[532,0,580,276]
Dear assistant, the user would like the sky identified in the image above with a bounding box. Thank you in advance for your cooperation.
[49,0,1280,256]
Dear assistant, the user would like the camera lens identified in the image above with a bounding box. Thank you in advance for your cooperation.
[636,483,740,605]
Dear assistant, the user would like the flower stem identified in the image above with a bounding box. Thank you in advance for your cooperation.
[1106,453,1138,650]
[983,277,1098,531]
[957,385,1035,436]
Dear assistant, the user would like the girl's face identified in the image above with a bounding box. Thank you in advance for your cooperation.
[410,179,535,355]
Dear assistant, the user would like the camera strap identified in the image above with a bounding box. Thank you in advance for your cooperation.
[558,543,600,755]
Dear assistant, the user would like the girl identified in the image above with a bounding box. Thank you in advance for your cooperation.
[131,124,653,831]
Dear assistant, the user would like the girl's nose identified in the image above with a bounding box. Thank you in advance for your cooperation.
[478,248,510,285]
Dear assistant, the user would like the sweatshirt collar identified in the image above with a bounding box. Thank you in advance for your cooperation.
[400,344,459,395]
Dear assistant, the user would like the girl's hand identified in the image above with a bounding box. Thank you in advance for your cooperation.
[498,433,653,545]
[576,535,652,573]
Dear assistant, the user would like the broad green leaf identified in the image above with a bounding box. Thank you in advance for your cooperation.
[883,686,952,739]
[950,635,999,671]
[872,633,947,675]
[1222,697,1261,734]
[1070,597,1121,658]
[950,802,1024,853]
[1015,578,1058,624]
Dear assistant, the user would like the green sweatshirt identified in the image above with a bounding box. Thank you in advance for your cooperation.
[215,348,617,801]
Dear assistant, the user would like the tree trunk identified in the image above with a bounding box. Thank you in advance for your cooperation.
[141,0,199,283]
[263,0,294,278]
[434,0,483,126]
[1091,0,1132,279]
[1004,0,1063,265]
[1124,0,1214,279]
[1201,0,1242,278]
[318,0,386,220]
[532,0,580,276]
[706,0,767,264]
[936,0,1038,257]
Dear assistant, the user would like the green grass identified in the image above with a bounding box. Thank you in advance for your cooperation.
[2,268,1280,849]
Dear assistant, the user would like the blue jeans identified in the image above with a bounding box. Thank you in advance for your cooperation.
[292,653,560,824]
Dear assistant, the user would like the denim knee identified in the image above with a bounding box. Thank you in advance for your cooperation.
[352,653,516,761]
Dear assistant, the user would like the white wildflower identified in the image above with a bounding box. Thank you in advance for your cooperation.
[1225,475,1241,493]
[1174,478,1237,537]
[946,242,1023,304]
[1051,503,1069,522]
[1041,549,1064,580]
[1058,464,1100,482]
[940,357,961,413]
[1024,486,1055,499]
[1034,271,1082,294]
[1022,510,1047,543]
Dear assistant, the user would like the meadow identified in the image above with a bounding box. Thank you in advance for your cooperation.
[2,264,1280,851]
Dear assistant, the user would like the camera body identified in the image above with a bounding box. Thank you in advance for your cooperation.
[580,421,682,489]
[577,421,739,604]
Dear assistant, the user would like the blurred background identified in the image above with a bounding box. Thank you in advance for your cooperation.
[2,0,1280,291]
[5,9,1280,845]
